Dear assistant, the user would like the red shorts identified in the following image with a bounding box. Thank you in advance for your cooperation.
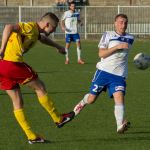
[0,60,38,90]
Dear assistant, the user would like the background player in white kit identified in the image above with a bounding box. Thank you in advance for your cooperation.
[71,14,134,133]
[61,2,85,64]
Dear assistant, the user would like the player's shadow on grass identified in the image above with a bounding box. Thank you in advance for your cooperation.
[118,135,150,141]
[50,135,150,144]
[37,69,94,74]
[37,71,64,74]
[0,91,88,96]
[126,131,150,134]
[22,90,87,95]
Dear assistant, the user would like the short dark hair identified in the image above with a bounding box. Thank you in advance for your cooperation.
[115,14,128,22]
[68,1,75,7]
[41,12,59,24]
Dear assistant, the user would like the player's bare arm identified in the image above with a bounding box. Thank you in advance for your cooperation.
[39,34,66,54]
[99,43,129,58]
[0,24,19,59]
[78,19,83,26]
[60,20,66,32]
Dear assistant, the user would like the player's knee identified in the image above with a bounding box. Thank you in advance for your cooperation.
[35,87,47,98]
[36,84,46,93]
[88,99,95,104]
[33,80,47,95]
[113,91,124,104]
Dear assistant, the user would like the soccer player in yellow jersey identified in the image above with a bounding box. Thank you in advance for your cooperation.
[0,12,75,144]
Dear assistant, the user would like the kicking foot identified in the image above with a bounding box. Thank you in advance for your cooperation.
[56,111,75,128]
[117,120,131,134]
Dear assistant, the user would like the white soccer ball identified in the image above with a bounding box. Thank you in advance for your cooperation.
[133,53,150,70]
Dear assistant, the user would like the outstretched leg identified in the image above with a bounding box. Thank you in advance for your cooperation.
[73,93,98,115]
[26,79,74,127]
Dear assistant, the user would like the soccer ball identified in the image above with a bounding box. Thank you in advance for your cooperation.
[133,53,150,70]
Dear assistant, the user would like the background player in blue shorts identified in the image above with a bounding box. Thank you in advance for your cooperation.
[61,2,85,64]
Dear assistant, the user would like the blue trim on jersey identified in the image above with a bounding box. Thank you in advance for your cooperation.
[101,32,107,43]
[71,13,80,18]
[90,70,126,98]
[109,37,134,45]
[66,33,80,43]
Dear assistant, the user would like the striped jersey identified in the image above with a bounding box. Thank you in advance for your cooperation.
[97,31,134,78]
[61,10,80,34]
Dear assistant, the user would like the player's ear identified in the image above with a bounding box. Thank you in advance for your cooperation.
[46,22,49,27]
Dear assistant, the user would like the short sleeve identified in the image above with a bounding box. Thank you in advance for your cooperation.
[18,22,33,35]
[98,32,110,49]
[61,12,67,21]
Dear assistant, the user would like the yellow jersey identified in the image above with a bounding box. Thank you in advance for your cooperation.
[3,22,39,62]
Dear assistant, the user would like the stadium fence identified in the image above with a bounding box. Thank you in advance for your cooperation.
[0,5,150,39]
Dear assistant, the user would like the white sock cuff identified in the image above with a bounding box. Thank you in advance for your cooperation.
[114,104,125,127]
[82,93,89,105]
[77,46,81,50]
[115,104,125,109]
[77,48,81,60]
[65,48,69,59]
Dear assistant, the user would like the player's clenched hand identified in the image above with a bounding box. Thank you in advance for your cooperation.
[117,43,129,50]
[57,46,66,54]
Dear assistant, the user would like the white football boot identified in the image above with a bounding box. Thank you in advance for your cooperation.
[117,120,131,134]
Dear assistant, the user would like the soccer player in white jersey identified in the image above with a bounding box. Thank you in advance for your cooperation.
[70,14,134,133]
[61,2,85,64]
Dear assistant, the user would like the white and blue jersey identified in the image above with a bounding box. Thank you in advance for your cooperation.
[97,31,134,78]
[90,31,134,97]
[61,10,80,34]
[61,10,80,42]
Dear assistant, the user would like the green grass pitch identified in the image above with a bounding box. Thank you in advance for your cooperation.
[0,40,150,150]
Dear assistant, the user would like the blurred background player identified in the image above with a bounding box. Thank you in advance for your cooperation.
[0,12,74,144]
[70,14,134,133]
[61,1,85,64]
